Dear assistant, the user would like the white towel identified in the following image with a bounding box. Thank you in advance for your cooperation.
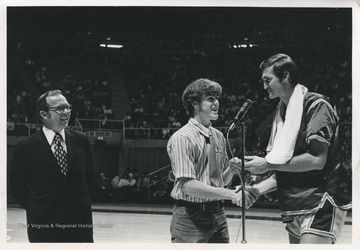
[265,84,308,164]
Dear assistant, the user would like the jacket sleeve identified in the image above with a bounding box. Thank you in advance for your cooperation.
[10,142,31,209]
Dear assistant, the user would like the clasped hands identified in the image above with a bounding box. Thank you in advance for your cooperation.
[231,185,261,209]
[227,156,268,208]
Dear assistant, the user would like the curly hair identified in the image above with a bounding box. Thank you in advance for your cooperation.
[181,78,222,117]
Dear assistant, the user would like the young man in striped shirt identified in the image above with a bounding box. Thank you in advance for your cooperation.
[167,78,250,243]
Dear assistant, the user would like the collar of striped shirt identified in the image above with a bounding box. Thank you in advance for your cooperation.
[188,118,213,138]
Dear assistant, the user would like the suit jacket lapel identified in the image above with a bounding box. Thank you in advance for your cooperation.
[35,130,62,172]
[65,129,75,173]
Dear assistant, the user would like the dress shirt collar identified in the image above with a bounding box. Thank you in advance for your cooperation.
[42,126,66,145]
[189,118,213,137]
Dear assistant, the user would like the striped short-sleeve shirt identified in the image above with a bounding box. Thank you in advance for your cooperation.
[166,118,228,203]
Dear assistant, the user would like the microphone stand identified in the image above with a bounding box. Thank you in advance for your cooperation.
[240,121,247,244]
[226,99,252,244]
[226,119,248,244]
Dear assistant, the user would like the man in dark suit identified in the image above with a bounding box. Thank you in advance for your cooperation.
[10,90,96,242]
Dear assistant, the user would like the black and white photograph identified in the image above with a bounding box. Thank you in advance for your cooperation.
[1,0,359,248]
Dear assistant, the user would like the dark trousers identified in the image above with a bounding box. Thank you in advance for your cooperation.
[26,206,93,243]
[28,227,93,243]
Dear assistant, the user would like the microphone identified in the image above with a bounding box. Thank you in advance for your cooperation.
[228,99,253,131]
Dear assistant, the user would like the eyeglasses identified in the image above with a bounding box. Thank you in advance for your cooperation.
[47,105,72,114]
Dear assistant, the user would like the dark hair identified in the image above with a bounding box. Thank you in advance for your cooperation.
[259,53,299,85]
[181,78,222,117]
[36,90,63,120]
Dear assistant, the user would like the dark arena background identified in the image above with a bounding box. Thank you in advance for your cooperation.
[6,5,353,243]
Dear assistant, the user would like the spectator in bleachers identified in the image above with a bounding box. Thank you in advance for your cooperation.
[132,172,150,202]
[110,173,121,187]
[109,173,122,202]
[94,172,110,202]
[125,163,138,179]
[115,172,137,203]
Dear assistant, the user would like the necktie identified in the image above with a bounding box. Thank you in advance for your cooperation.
[53,133,67,176]
[207,132,221,187]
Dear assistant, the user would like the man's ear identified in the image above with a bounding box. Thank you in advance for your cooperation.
[40,111,48,119]
[192,101,199,111]
[283,71,290,81]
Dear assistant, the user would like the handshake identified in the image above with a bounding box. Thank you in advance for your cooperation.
[227,157,262,208]
[231,185,261,209]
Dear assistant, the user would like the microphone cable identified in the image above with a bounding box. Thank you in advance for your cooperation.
[225,99,253,243]
[226,125,245,244]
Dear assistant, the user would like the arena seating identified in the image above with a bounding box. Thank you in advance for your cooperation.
[7,32,352,205]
